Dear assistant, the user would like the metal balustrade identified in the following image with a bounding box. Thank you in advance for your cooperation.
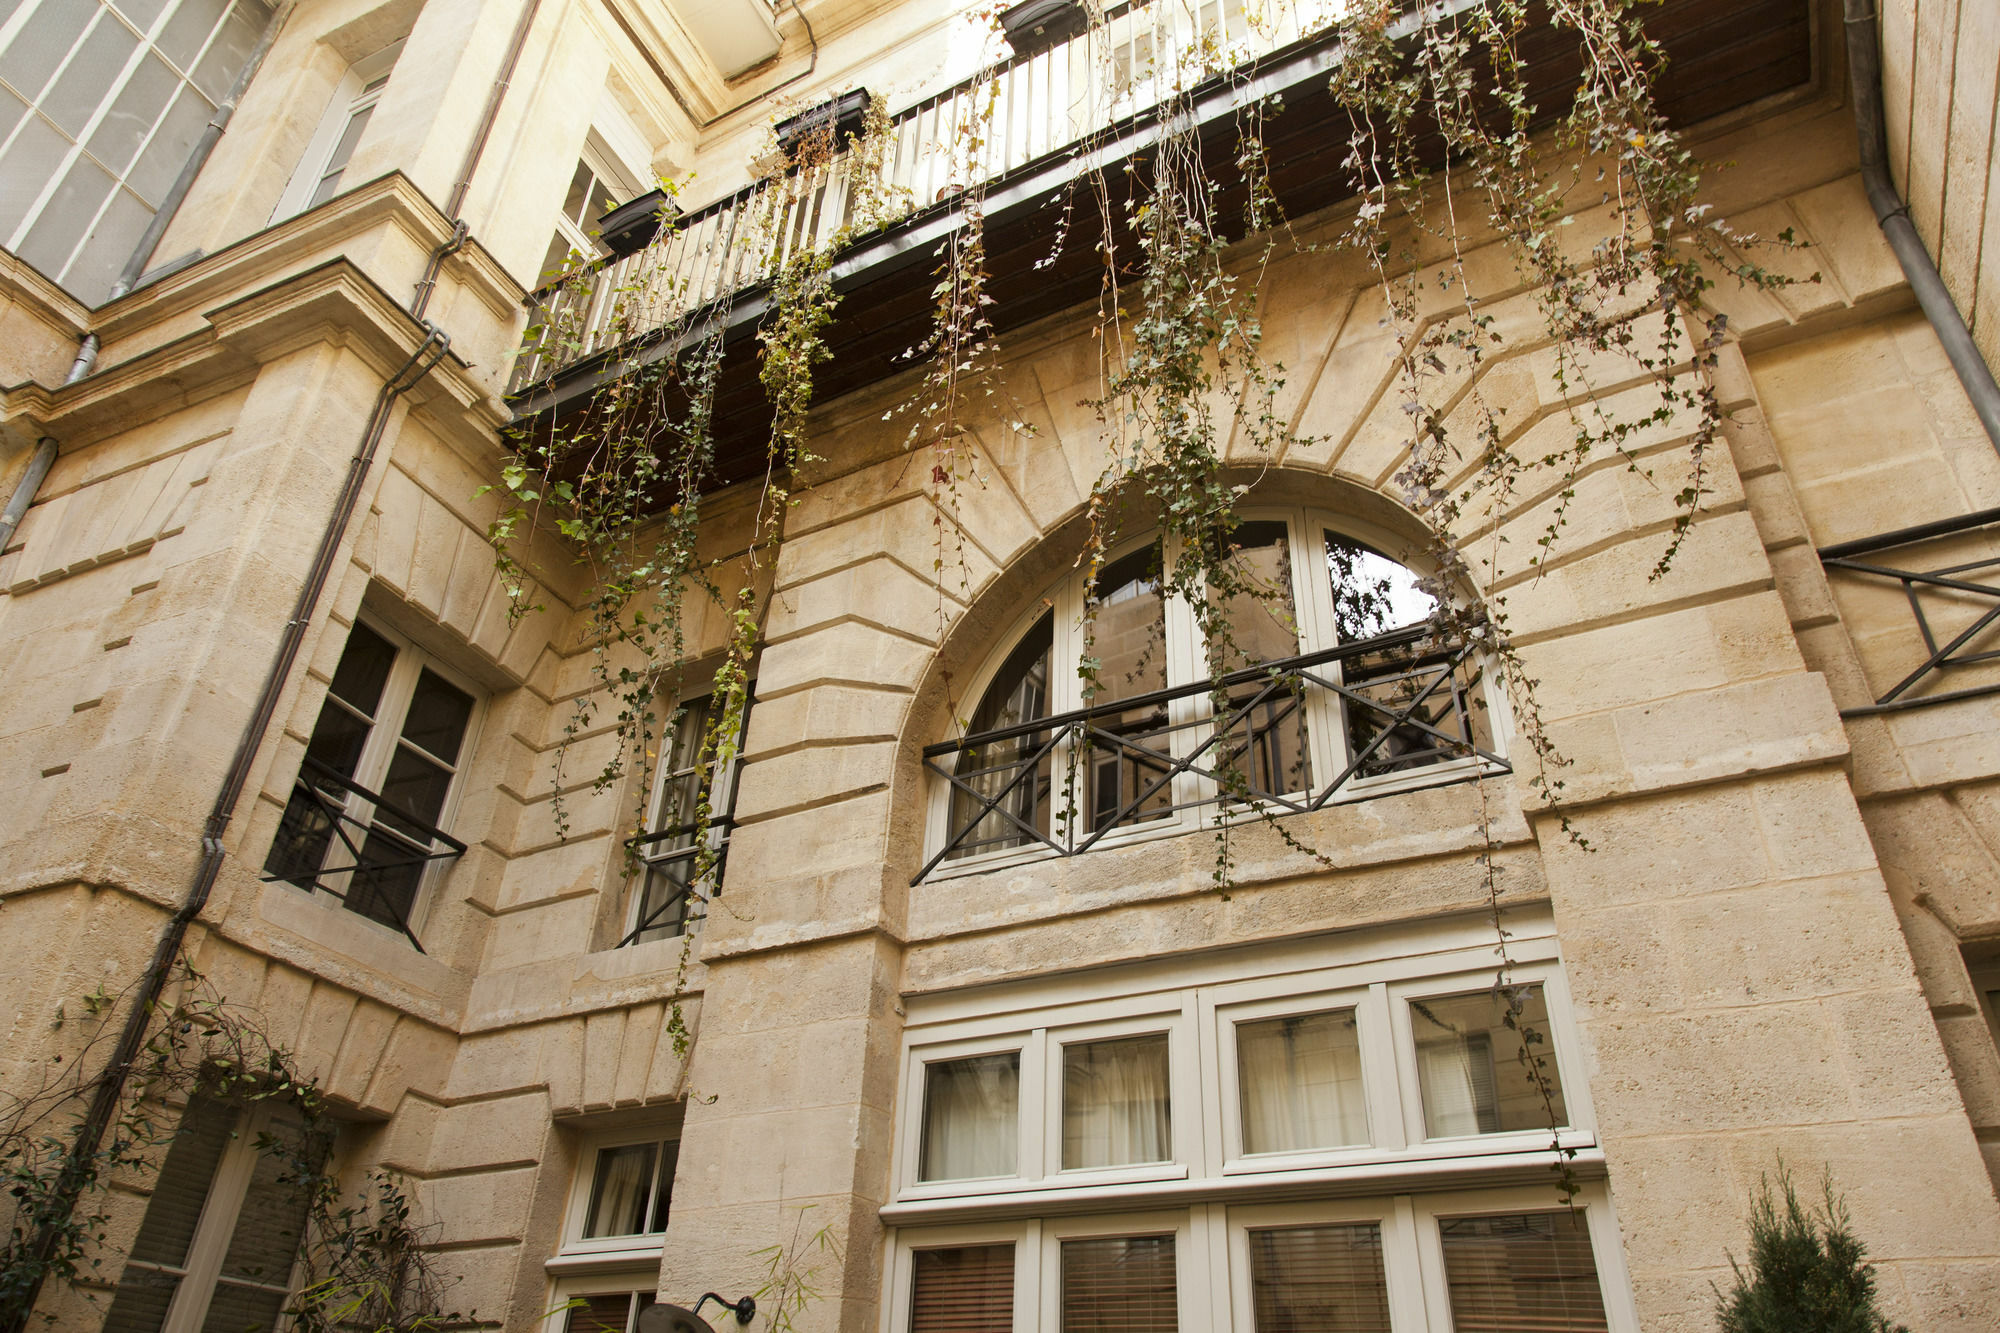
[618,817,734,946]
[509,0,1349,392]
[262,757,468,951]
[917,623,1507,883]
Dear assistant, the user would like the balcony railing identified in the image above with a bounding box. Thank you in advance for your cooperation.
[262,757,467,951]
[510,0,1349,392]
[618,816,734,946]
[1818,506,2000,716]
[918,623,1507,882]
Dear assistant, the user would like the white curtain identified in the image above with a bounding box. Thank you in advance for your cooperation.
[921,1053,1019,1181]
[1415,1031,1497,1139]
[1062,1035,1171,1169]
[1237,1011,1367,1154]
[583,1143,654,1238]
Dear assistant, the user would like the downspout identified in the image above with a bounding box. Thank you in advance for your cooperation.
[411,0,543,318]
[0,437,59,553]
[1844,0,2000,451]
[66,4,293,383]
[3,325,449,1333]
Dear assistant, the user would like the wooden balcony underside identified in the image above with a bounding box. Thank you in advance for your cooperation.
[507,0,1812,493]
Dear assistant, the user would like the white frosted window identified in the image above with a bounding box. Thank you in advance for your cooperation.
[1412,987,1567,1139]
[1236,1009,1368,1155]
[0,0,272,303]
[920,1052,1020,1181]
[1061,1033,1171,1170]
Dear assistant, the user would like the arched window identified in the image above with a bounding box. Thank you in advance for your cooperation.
[922,510,1505,878]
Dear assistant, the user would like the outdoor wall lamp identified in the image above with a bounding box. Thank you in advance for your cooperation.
[637,1293,757,1333]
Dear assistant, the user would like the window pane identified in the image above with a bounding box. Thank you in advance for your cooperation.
[188,0,263,100]
[1248,1223,1390,1333]
[949,613,1052,858]
[61,181,150,303]
[0,113,71,240]
[42,10,138,136]
[376,746,452,830]
[1237,1010,1367,1154]
[399,667,473,767]
[1439,1211,1608,1333]
[215,1101,320,1289]
[113,0,170,30]
[308,99,374,207]
[17,153,110,274]
[1209,522,1311,798]
[563,157,596,227]
[919,1051,1019,1181]
[583,1142,657,1238]
[565,1292,638,1333]
[1062,1033,1170,1169]
[650,1137,678,1232]
[1412,987,1567,1139]
[85,50,176,172]
[912,1244,1014,1333]
[155,0,224,71]
[125,82,207,204]
[1060,1235,1176,1332]
[1324,533,1435,641]
[0,0,96,99]
[1086,546,1172,832]
[328,622,395,714]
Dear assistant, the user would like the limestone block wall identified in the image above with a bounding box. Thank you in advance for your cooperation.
[641,96,2000,1333]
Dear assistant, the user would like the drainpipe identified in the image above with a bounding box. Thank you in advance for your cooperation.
[3,325,450,1333]
[66,4,293,383]
[0,436,59,554]
[1844,0,2000,452]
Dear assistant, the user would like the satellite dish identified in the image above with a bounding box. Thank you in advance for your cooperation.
[637,1306,717,1333]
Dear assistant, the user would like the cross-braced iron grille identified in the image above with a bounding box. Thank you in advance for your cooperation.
[618,817,732,947]
[262,757,468,951]
[918,623,1507,883]
[1818,505,2000,715]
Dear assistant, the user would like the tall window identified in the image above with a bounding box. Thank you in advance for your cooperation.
[102,1095,326,1333]
[538,142,638,286]
[929,508,1500,876]
[271,40,399,219]
[621,688,752,946]
[0,0,273,303]
[546,1127,682,1333]
[263,618,478,945]
[882,920,1633,1332]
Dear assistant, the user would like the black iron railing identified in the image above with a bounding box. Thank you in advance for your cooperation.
[617,817,734,947]
[262,758,467,951]
[1818,505,2000,715]
[918,623,1506,882]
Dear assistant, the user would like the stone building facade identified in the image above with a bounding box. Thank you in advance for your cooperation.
[4,0,2000,1331]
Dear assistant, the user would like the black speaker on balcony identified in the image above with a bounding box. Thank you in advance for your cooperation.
[1001,0,1089,54]
[596,188,680,257]
[774,87,874,158]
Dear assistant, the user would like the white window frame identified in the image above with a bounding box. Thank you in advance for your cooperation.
[924,507,1510,880]
[271,615,482,941]
[543,1277,657,1333]
[116,1100,312,1333]
[621,682,754,946]
[549,1122,684,1275]
[273,40,401,220]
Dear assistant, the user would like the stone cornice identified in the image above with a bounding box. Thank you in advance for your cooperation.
[1,258,503,451]
[0,247,89,340]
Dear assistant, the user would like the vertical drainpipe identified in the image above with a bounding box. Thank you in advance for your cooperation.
[0,437,59,554]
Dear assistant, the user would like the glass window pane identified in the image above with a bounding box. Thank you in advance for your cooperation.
[649,1137,678,1232]
[565,1293,638,1333]
[399,667,473,766]
[1210,520,1297,670]
[1060,1235,1176,1332]
[583,1142,657,1238]
[1248,1223,1390,1333]
[1324,532,1436,642]
[61,181,150,303]
[563,157,595,226]
[1439,1211,1608,1333]
[0,83,25,142]
[911,1244,1014,1333]
[42,11,138,135]
[85,50,176,172]
[919,1051,1019,1181]
[325,622,393,714]
[0,113,71,240]
[17,153,111,274]
[1062,1033,1170,1170]
[375,745,452,829]
[112,0,170,31]
[949,612,1052,858]
[1086,546,1172,832]
[1236,1010,1367,1154]
[189,0,263,99]
[155,0,224,71]
[0,0,97,99]
[124,81,207,203]
[307,100,372,206]
[1412,987,1567,1139]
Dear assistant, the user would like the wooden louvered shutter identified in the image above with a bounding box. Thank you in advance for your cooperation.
[564,1291,640,1333]
[1246,1223,1391,1333]
[909,1243,1014,1332]
[101,1099,237,1333]
[1058,1235,1177,1332]
[1438,1211,1609,1333]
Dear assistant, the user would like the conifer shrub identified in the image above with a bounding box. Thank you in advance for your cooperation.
[1714,1166,1910,1333]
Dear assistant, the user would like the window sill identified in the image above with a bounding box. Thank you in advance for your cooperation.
[544,1241,667,1277]
[879,1144,1603,1227]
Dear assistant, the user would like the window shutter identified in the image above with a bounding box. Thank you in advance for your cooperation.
[1058,1235,1177,1332]
[1246,1223,1390,1333]
[565,1291,642,1333]
[1438,1211,1609,1333]
[101,1098,236,1333]
[909,1244,1014,1333]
